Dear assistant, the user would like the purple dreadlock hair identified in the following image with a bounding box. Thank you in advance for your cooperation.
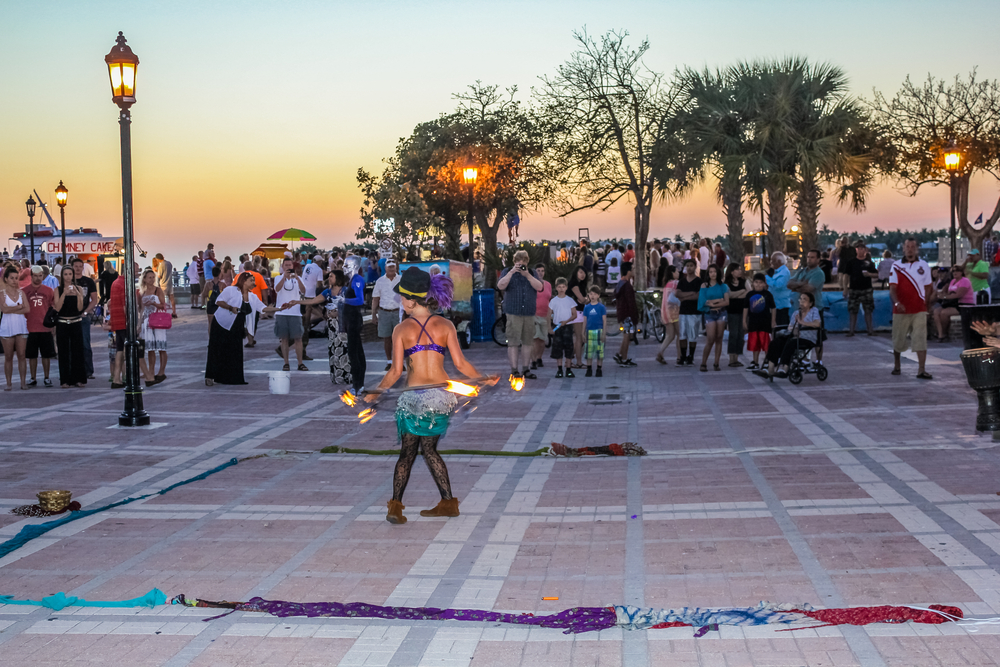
[425,272,453,312]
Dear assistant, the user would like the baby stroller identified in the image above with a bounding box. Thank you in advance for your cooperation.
[767,308,830,385]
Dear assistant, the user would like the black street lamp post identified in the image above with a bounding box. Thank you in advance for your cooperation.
[105,31,149,427]
[463,163,478,254]
[25,196,36,264]
[945,145,962,264]
[55,181,68,265]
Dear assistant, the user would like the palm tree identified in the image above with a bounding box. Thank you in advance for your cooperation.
[666,68,756,264]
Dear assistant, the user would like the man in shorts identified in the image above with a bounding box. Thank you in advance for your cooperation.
[23,266,55,387]
[273,258,308,371]
[890,238,933,380]
[497,250,543,380]
[153,253,177,318]
[186,256,201,308]
[371,260,401,371]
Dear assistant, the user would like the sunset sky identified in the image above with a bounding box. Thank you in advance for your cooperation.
[2,0,998,266]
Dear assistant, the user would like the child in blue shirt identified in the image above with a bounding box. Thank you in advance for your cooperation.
[582,286,607,377]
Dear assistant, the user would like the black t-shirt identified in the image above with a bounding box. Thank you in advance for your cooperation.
[845,257,876,291]
[57,286,83,317]
[745,289,775,332]
[75,276,97,312]
[677,275,703,315]
[726,277,747,314]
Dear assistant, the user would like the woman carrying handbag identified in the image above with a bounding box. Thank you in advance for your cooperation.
[139,269,170,385]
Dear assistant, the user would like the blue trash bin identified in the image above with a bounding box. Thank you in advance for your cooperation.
[471,289,496,342]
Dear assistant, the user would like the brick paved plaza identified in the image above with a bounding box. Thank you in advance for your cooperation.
[2,310,1000,666]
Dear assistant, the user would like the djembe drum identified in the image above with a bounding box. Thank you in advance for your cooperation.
[960,347,1000,431]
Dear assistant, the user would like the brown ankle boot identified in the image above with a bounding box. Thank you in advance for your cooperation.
[386,500,407,524]
[419,498,460,517]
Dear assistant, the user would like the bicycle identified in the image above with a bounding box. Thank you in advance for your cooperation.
[636,290,665,343]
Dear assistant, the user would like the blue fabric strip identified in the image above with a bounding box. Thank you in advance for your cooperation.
[0,588,166,610]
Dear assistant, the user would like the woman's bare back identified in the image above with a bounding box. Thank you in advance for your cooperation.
[397,315,455,386]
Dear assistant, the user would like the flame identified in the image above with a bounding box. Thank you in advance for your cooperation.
[358,408,377,424]
[509,374,525,392]
[341,390,357,407]
[446,380,479,396]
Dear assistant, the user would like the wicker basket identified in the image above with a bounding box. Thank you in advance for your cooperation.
[37,490,72,513]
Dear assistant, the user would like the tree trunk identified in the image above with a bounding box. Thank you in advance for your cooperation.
[956,174,999,254]
[765,184,787,259]
[634,201,649,290]
[795,171,822,259]
[442,213,463,261]
[479,210,500,289]
[720,177,745,267]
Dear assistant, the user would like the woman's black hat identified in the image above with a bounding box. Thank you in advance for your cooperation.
[394,266,430,298]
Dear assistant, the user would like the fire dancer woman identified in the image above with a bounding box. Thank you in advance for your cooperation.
[205,272,285,386]
[366,266,496,525]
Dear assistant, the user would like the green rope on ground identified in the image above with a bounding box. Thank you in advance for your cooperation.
[320,445,551,457]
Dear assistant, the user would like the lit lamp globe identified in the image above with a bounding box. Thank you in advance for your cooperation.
[55,181,68,207]
[104,31,139,108]
[463,164,478,186]
[944,150,961,172]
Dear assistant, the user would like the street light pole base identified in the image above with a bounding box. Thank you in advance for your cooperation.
[118,412,151,427]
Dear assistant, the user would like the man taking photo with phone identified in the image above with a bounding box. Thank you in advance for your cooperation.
[497,250,543,381]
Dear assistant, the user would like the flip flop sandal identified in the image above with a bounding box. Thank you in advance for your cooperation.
[890,369,901,376]
[916,372,933,380]
[298,364,309,371]
[699,364,708,372]
[282,364,290,371]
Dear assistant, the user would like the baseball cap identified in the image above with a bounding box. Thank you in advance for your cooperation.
[969,249,980,255]
[30,265,43,275]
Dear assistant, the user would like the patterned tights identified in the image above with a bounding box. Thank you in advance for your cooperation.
[392,433,453,502]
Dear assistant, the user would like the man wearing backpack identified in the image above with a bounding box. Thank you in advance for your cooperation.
[201,265,225,334]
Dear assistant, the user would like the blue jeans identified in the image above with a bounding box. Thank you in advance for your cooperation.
[81,314,94,377]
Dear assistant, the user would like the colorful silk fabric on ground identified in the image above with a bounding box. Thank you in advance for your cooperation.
[615,603,804,630]
[0,589,166,610]
[549,442,647,457]
[174,596,617,634]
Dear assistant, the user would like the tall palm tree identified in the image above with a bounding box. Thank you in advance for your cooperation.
[667,68,755,264]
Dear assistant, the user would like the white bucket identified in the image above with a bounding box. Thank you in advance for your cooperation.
[269,370,290,395]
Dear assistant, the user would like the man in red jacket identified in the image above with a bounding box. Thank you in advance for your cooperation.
[108,263,137,388]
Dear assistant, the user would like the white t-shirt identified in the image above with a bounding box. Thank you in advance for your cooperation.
[81,262,94,277]
[186,263,199,283]
[698,246,711,270]
[548,295,577,326]
[301,263,324,298]
[372,274,401,310]
[213,286,265,332]
[606,249,623,270]
[607,264,622,284]
[273,274,304,317]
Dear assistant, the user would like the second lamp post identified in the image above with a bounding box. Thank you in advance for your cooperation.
[463,163,478,253]
[945,145,962,265]
[55,181,68,265]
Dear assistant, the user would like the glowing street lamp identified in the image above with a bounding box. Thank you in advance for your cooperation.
[55,181,68,264]
[463,162,478,252]
[105,31,149,427]
[945,144,963,265]
[25,195,36,264]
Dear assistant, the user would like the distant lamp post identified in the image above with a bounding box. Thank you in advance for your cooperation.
[55,181,68,264]
[25,195,37,264]
[105,31,149,427]
[945,144,962,265]
[463,162,478,253]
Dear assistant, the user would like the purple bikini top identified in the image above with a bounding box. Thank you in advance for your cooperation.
[404,316,446,357]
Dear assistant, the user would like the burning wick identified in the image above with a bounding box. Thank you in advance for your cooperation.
[341,390,358,407]
[509,374,525,392]
[358,408,377,424]
[446,380,479,397]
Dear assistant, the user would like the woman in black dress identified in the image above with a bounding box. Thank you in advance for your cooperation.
[52,266,87,388]
[205,272,283,385]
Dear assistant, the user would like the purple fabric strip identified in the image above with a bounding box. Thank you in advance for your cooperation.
[238,598,617,634]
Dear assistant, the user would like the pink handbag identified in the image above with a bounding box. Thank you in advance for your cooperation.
[148,312,172,330]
